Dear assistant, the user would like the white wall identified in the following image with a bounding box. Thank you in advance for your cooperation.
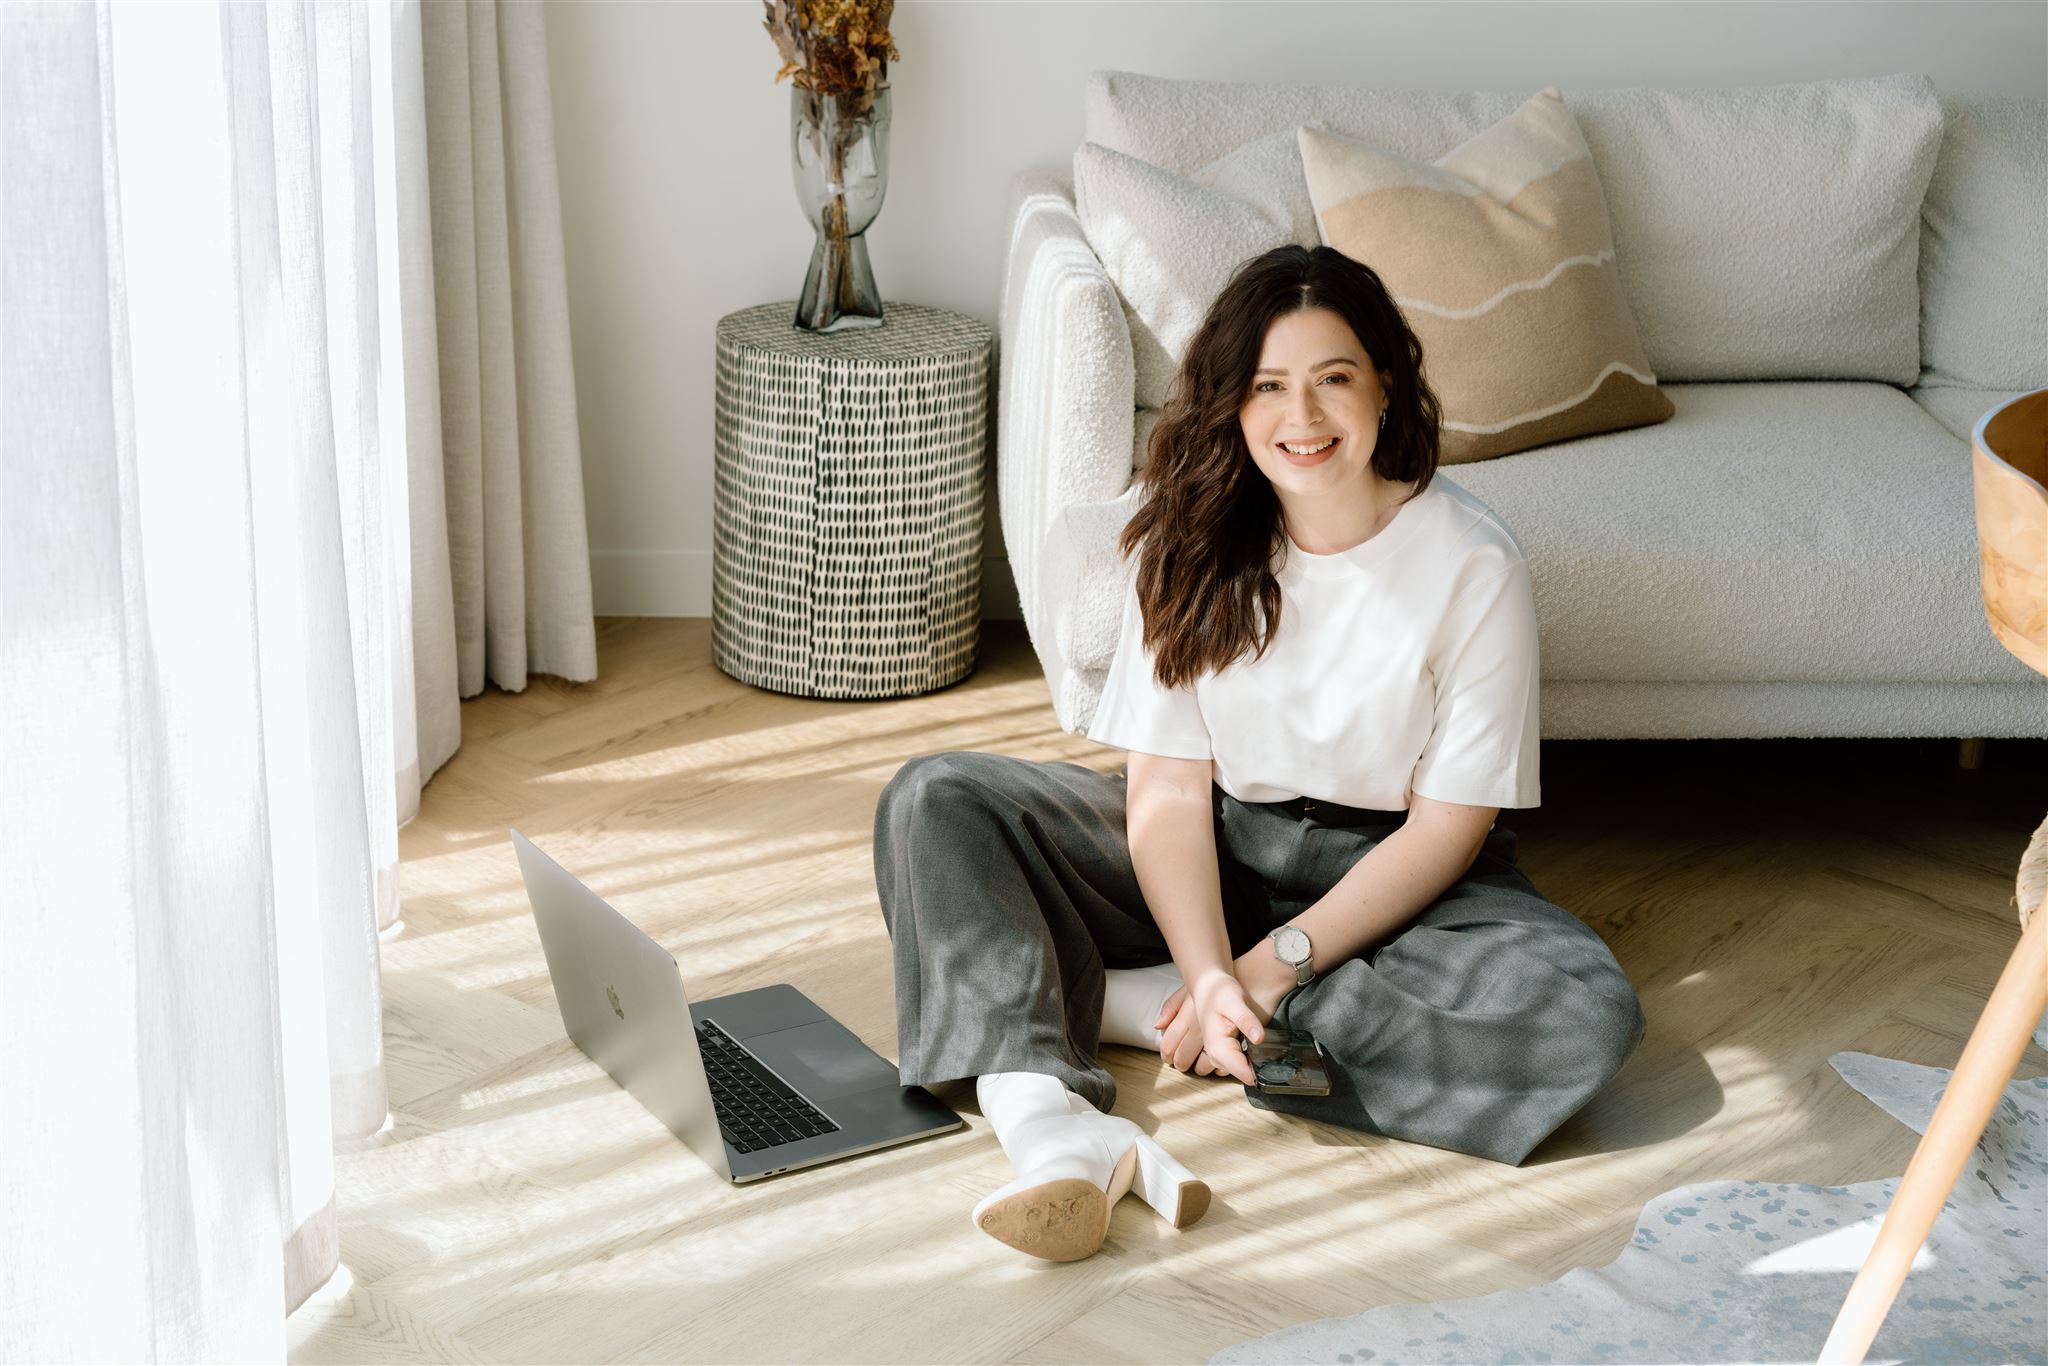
[542,0,2045,620]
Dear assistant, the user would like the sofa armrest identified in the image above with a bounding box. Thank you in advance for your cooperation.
[996,163,1138,727]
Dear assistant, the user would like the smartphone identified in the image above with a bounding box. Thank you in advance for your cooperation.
[1243,1026,1332,1096]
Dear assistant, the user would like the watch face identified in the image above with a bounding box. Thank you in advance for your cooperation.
[1274,926,1310,964]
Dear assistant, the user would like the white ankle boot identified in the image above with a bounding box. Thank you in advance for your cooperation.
[1062,1087,1211,1230]
[971,1072,1210,1260]
[1099,962,1186,1050]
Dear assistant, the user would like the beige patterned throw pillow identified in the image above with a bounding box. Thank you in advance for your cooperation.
[1300,87,1673,465]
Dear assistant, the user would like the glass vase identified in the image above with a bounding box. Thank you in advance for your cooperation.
[790,84,892,332]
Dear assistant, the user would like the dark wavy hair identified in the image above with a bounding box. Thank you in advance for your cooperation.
[1117,243,1444,690]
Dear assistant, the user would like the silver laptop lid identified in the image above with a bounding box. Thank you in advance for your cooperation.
[510,828,732,1183]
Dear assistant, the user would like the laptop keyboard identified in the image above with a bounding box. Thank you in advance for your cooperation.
[695,1018,842,1153]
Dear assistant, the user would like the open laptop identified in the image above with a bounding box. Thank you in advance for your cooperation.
[510,828,963,1183]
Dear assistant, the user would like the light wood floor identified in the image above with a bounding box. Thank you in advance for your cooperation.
[286,616,2048,1365]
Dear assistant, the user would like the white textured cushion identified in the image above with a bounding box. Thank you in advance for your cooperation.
[1089,75,1516,176]
[1906,385,2031,443]
[1085,70,1945,384]
[1444,381,2038,686]
[1918,94,2048,390]
[1194,127,1324,248]
[1070,142,1293,412]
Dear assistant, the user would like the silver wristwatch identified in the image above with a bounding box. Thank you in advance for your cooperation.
[1268,924,1315,986]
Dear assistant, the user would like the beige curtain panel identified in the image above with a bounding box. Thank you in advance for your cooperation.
[404,0,598,807]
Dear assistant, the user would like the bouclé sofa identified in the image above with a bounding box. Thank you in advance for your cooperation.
[996,71,2047,749]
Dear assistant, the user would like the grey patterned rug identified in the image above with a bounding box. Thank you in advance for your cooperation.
[1211,1052,2046,1366]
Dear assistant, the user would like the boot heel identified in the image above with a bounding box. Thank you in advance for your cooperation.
[1130,1130,1211,1229]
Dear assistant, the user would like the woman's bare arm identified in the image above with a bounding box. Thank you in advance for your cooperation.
[1124,752,1236,993]
[1126,752,1267,1082]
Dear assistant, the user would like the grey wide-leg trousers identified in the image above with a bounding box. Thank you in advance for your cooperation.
[872,750,1647,1166]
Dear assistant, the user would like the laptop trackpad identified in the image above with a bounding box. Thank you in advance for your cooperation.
[747,1020,901,1101]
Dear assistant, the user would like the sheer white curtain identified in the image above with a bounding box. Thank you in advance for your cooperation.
[1,0,593,1356]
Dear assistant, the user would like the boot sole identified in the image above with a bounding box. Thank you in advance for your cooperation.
[975,1142,1139,1260]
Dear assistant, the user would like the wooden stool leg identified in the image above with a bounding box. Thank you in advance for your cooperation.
[1818,904,2048,1363]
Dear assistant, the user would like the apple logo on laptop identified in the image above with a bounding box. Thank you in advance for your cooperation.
[606,984,624,1019]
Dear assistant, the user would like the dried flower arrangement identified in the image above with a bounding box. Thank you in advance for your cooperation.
[762,0,901,329]
[762,0,899,117]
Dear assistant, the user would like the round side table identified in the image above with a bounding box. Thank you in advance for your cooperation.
[712,301,993,699]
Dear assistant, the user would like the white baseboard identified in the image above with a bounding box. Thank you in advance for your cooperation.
[589,549,1021,621]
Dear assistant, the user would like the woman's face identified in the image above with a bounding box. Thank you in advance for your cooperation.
[1238,306,1392,504]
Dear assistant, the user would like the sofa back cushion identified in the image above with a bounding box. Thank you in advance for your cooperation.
[1070,142,1295,413]
[1917,93,2048,390]
[1086,70,1945,384]
[1301,88,1673,464]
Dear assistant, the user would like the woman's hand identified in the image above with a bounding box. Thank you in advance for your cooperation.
[1155,988,1216,1075]
[1153,969,1266,1084]
[1156,952,1295,1078]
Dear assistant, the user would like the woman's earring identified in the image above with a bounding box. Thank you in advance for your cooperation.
[1379,408,1387,429]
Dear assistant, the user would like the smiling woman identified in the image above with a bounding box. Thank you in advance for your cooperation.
[870,242,1646,1266]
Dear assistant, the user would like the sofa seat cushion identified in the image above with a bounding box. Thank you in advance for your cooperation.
[1090,385,2039,689]
[1444,381,2039,685]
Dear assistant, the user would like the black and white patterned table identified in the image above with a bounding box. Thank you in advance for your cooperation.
[711,301,993,699]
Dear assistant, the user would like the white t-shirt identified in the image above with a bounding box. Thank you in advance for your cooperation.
[1085,474,1541,810]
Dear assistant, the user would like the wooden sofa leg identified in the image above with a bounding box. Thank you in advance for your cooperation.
[1958,737,1987,769]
